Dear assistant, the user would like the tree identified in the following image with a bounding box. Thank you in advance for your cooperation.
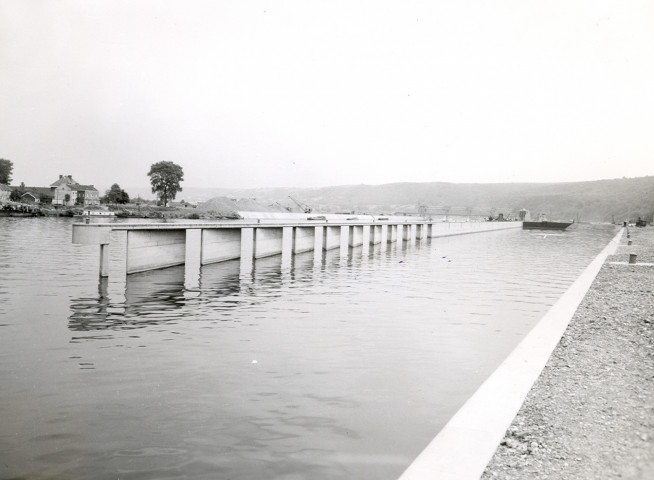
[148,161,183,207]
[9,189,22,201]
[102,183,130,204]
[0,159,13,184]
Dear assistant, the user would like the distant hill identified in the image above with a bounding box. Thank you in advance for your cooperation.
[123,176,654,223]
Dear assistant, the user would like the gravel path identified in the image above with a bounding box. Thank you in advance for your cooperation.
[482,226,654,479]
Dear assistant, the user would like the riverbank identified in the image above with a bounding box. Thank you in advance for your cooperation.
[481,227,654,479]
[1,202,240,219]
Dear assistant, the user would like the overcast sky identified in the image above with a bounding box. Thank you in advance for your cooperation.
[1,0,653,190]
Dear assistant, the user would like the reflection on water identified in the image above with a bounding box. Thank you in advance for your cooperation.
[68,245,366,332]
[0,218,618,480]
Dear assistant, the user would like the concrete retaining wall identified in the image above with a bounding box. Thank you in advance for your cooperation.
[293,226,315,254]
[323,226,341,250]
[370,225,382,244]
[201,228,241,264]
[253,227,284,258]
[398,228,623,480]
[126,229,186,274]
[349,225,364,247]
[388,225,397,243]
[73,220,522,277]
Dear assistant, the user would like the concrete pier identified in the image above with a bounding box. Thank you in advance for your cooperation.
[72,218,522,278]
[323,225,342,250]
[126,229,186,274]
[254,227,283,258]
[370,225,382,245]
[349,225,364,247]
[201,228,241,264]
[292,226,315,254]
[388,225,397,243]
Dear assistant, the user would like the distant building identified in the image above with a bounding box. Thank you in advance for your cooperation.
[16,187,55,204]
[5,175,101,206]
[50,175,100,206]
[73,184,100,206]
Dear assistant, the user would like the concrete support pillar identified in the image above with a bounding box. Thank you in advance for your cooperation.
[362,225,371,245]
[348,225,364,247]
[379,225,388,251]
[254,227,284,258]
[99,243,109,277]
[340,225,349,246]
[370,225,382,244]
[402,224,411,241]
[126,229,186,274]
[387,225,396,243]
[293,226,315,254]
[184,229,202,290]
[201,228,241,264]
[340,225,349,255]
[240,227,255,260]
[313,226,324,253]
[323,226,341,250]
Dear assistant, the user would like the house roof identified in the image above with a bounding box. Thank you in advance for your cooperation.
[50,175,78,187]
[73,184,98,191]
[22,187,55,198]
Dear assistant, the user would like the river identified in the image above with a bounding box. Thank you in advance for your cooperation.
[0,218,617,479]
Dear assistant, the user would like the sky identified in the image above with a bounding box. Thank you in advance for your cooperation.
[1,0,653,191]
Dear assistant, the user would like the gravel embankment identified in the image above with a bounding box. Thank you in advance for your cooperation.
[482,226,654,479]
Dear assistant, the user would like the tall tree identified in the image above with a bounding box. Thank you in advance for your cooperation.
[102,183,130,204]
[148,161,184,207]
[0,159,13,184]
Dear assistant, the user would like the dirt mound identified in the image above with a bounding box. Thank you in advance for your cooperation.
[198,196,289,216]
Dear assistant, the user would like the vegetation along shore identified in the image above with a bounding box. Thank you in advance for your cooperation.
[482,226,654,479]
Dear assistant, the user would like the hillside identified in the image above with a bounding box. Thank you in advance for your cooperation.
[124,176,654,223]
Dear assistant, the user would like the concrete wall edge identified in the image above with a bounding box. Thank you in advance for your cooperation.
[398,227,624,480]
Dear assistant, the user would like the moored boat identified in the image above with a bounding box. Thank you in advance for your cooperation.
[522,212,573,230]
[0,210,40,217]
[73,209,116,222]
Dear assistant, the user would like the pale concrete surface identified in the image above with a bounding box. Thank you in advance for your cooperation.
[201,228,241,264]
[398,229,623,480]
[126,229,187,274]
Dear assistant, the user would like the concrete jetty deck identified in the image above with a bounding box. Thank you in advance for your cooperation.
[72,217,521,277]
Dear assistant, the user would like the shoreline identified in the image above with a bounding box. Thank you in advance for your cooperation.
[481,227,654,479]
[0,204,239,220]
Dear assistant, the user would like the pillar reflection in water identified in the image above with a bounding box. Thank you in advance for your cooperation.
[70,223,415,333]
[184,229,202,290]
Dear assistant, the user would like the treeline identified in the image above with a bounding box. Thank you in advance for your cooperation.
[306,177,654,222]
[203,176,654,223]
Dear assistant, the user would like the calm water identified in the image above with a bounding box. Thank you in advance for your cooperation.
[0,219,617,479]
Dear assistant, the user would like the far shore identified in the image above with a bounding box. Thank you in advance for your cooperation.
[0,202,240,220]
